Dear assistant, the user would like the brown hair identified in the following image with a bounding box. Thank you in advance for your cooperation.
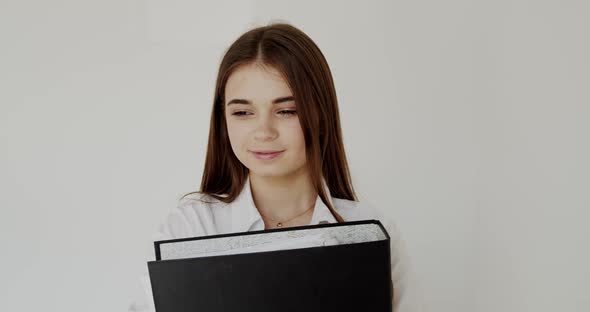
[181,22,357,223]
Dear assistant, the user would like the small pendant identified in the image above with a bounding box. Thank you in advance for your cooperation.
[277,222,282,227]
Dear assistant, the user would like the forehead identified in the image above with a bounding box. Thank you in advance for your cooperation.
[225,64,292,101]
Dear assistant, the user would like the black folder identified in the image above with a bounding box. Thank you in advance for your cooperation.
[147,219,392,312]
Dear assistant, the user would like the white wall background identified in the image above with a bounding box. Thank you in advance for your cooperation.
[1,1,588,311]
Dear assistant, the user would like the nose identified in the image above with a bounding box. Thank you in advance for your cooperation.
[253,114,278,142]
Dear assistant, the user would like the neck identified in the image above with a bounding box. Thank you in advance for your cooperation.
[249,169,317,223]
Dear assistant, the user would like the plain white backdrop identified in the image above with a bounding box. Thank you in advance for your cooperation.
[1,1,588,311]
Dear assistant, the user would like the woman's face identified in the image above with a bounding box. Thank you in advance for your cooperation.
[224,63,307,179]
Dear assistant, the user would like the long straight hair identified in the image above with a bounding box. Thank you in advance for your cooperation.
[182,22,357,222]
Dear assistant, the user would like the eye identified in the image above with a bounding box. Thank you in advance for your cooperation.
[278,110,297,116]
[231,111,251,116]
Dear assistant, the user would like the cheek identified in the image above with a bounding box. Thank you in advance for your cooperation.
[283,122,306,153]
[226,120,249,153]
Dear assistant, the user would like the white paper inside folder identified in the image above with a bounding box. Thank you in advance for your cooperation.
[159,222,387,261]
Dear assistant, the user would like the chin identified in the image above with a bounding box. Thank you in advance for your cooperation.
[249,168,288,178]
[246,164,293,178]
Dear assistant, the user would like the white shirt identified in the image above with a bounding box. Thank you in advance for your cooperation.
[131,176,423,312]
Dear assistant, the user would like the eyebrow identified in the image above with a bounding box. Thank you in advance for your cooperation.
[226,96,295,106]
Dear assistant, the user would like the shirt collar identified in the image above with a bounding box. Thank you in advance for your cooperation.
[231,175,337,232]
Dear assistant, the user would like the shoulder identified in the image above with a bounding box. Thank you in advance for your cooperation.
[160,192,227,239]
[331,197,402,238]
[177,192,225,210]
[331,197,382,221]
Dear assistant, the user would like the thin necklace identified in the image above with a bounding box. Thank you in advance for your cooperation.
[260,202,315,228]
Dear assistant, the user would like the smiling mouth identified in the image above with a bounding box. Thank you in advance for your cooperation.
[250,150,284,160]
[250,150,284,154]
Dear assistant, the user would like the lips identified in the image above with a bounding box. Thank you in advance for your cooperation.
[252,150,283,154]
[250,150,284,160]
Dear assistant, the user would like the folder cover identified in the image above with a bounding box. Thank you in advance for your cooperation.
[147,219,392,312]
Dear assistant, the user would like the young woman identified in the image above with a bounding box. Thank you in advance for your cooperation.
[135,22,422,312]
